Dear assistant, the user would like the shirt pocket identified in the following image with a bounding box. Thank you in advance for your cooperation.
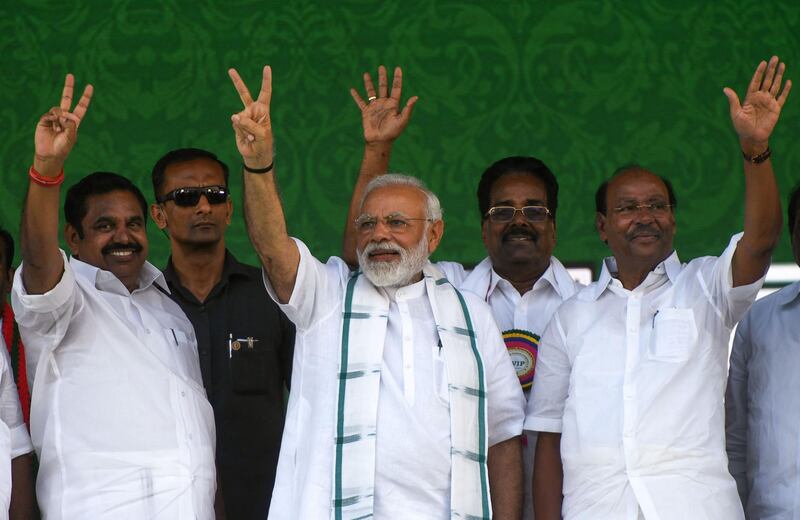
[229,335,275,395]
[649,308,697,362]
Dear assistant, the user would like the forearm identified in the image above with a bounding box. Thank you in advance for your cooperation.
[10,452,37,519]
[242,166,299,303]
[21,156,65,295]
[342,141,393,266]
[533,432,563,520]
[733,139,782,286]
[487,436,523,520]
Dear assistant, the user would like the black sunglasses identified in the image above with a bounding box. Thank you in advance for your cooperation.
[157,186,229,207]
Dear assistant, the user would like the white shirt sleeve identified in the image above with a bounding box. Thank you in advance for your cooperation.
[725,309,751,507]
[467,294,524,446]
[524,313,570,433]
[702,232,764,328]
[0,349,32,458]
[262,238,348,332]
[11,251,80,387]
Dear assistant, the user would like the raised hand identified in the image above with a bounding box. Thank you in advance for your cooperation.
[34,74,93,172]
[350,65,418,144]
[228,65,273,168]
[723,56,792,148]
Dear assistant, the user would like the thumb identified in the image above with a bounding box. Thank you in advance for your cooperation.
[400,96,419,123]
[722,87,741,118]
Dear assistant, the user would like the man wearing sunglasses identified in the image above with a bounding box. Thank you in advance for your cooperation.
[528,57,790,520]
[12,75,216,518]
[343,66,580,519]
[150,148,294,519]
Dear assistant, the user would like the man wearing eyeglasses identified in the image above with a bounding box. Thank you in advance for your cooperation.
[227,65,524,519]
[342,67,580,519]
[150,148,295,519]
[527,57,790,520]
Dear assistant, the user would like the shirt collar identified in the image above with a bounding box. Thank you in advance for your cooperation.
[590,250,680,301]
[69,255,168,295]
[164,250,252,301]
[776,280,800,306]
[486,256,569,298]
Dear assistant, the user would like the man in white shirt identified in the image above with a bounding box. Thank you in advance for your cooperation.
[343,67,580,518]
[726,183,800,518]
[227,65,525,519]
[11,74,216,518]
[526,57,791,520]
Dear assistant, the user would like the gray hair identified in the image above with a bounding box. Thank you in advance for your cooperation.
[360,173,443,221]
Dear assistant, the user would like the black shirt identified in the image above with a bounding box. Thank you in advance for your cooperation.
[164,251,294,519]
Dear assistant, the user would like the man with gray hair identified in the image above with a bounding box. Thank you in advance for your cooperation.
[227,65,524,519]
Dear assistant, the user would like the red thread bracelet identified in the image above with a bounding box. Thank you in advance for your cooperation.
[29,166,65,187]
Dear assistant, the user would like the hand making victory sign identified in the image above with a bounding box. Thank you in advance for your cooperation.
[34,73,93,176]
[228,65,274,171]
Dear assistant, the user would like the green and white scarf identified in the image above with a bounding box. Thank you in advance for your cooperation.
[333,263,491,519]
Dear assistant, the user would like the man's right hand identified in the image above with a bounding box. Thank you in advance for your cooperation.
[33,73,93,176]
[350,65,418,145]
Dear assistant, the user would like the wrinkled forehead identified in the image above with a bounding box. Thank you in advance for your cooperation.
[607,170,669,203]
[360,184,427,216]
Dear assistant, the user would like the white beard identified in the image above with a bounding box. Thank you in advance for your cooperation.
[357,236,430,288]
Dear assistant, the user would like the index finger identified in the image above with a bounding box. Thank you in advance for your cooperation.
[389,66,403,101]
[255,65,272,106]
[60,73,75,110]
[228,68,254,107]
[72,84,94,121]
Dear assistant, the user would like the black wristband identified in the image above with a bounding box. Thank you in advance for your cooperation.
[742,147,771,164]
[243,161,274,174]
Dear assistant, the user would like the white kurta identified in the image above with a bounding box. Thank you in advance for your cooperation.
[438,256,580,519]
[526,233,758,520]
[726,280,800,518]
[12,252,216,519]
[266,240,524,519]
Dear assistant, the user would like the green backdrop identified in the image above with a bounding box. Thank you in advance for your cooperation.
[2,0,798,272]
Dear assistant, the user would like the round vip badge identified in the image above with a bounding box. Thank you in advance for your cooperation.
[502,329,539,390]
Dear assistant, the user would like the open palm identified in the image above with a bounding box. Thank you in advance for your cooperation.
[350,66,418,144]
[724,57,792,145]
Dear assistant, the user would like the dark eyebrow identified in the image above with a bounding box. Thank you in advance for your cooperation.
[127,215,145,225]
[92,216,116,227]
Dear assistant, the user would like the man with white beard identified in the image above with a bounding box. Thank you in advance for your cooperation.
[227,65,525,519]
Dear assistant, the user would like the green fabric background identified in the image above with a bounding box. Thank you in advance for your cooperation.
[2,0,798,272]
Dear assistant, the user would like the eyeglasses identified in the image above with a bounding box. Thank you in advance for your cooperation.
[157,186,229,207]
[354,213,433,234]
[484,205,551,223]
[612,201,673,217]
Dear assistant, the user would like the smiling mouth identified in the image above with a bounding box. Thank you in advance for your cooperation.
[107,250,137,258]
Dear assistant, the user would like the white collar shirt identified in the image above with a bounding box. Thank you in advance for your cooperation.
[266,239,524,520]
[726,280,800,518]
[11,252,216,520]
[438,256,580,339]
[526,233,759,520]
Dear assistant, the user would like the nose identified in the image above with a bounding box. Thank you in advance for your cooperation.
[194,193,213,213]
[631,206,656,223]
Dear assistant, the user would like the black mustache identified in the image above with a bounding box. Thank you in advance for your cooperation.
[502,225,537,242]
[102,242,143,255]
[626,225,661,240]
